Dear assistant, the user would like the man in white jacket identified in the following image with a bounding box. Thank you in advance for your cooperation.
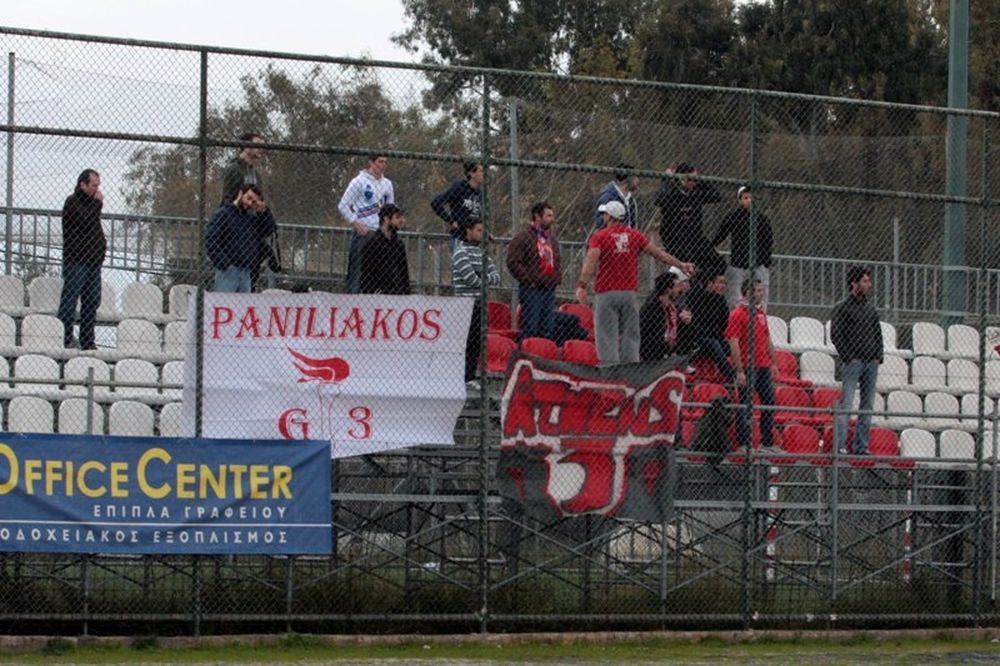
[338,154,395,293]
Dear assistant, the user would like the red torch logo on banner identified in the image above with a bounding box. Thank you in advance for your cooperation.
[278,348,351,440]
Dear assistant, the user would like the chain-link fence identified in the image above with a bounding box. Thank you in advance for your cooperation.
[2,26,1000,634]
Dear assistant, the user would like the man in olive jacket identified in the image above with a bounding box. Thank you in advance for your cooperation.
[506,201,561,341]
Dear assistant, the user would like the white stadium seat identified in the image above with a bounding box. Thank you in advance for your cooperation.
[20,313,66,354]
[939,429,975,461]
[7,395,53,433]
[13,353,61,399]
[899,428,936,459]
[947,358,979,394]
[115,318,162,359]
[912,322,946,358]
[27,276,62,314]
[876,355,909,393]
[121,282,165,321]
[922,391,961,431]
[168,284,197,319]
[799,351,838,387]
[112,358,160,401]
[63,356,112,401]
[160,360,184,400]
[0,275,28,317]
[788,316,833,354]
[162,321,189,359]
[96,281,121,322]
[158,401,185,437]
[58,398,105,435]
[768,315,789,350]
[883,390,924,430]
[946,324,979,361]
[108,400,155,437]
[909,356,946,394]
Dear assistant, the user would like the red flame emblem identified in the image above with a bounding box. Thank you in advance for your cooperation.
[288,348,351,384]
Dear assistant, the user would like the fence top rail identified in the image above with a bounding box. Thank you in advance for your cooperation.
[2,25,999,121]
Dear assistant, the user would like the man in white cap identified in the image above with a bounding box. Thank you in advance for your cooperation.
[576,200,696,364]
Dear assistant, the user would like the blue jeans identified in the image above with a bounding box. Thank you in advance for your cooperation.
[834,359,878,454]
[699,337,736,382]
[517,285,555,341]
[214,266,252,293]
[735,367,776,448]
[58,263,102,348]
[345,230,371,294]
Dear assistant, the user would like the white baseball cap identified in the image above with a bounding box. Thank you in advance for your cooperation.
[669,266,690,282]
[597,200,627,220]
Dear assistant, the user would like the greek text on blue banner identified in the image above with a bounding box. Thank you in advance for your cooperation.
[0,433,332,555]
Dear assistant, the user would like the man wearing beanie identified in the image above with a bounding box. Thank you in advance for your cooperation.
[593,162,640,231]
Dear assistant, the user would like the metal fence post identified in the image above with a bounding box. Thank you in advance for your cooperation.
[973,117,990,625]
[477,71,492,634]
[740,90,760,631]
[4,52,14,275]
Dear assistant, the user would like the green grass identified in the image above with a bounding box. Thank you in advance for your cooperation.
[1,635,1000,664]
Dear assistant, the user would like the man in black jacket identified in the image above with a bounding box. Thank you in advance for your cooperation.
[430,162,483,253]
[58,169,106,350]
[685,265,736,383]
[639,270,694,361]
[830,266,883,455]
[206,184,276,293]
[712,186,774,309]
[654,162,722,267]
[220,131,281,290]
[360,204,411,295]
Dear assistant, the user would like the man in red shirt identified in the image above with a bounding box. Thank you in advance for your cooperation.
[576,200,695,364]
[726,278,779,449]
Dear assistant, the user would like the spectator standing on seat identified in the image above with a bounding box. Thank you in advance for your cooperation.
[220,131,264,203]
[639,270,694,361]
[453,218,500,390]
[360,204,411,295]
[654,162,722,268]
[338,154,394,294]
[712,185,774,309]
[830,266,883,455]
[506,201,561,341]
[431,161,484,253]
[576,200,696,365]
[220,131,281,291]
[206,184,276,293]
[726,278,778,449]
[58,169,106,350]
[686,265,736,382]
[593,163,640,231]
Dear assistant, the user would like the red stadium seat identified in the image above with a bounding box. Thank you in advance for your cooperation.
[562,339,599,366]
[520,336,560,360]
[781,424,827,465]
[685,382,730,421]
[486,334,516,374]
[487,300,518,339]
[810,387,841,426]
[775,386,816,426]
[558,303,595,341]
[775,350,812,388]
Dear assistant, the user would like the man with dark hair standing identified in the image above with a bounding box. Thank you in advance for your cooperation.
[360,204,411,295]
[220,131,264,204]
[712,185,774,309]
[431,161,484,252]
[506,201,561,341]
[639,270,693,361]
[206,184,276,293]
[58,169,106,350]
[339,154,394,294]
[830,266,883,455]
[594,162,640,231]
[453,218,500,391]
[655,162,721,267]
[726,278,778,450]
[220,131,280,291]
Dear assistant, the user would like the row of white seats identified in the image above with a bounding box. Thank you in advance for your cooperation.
[898,427,996,461]
[874,390,998,432]
[768,315,996,361]
[1,396,183,437]
[794,350,1000,396]
[0,313,188,363]
[0,275,194,324]
[0,354,182,405]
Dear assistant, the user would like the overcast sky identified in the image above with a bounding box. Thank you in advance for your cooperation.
[0,0,415,62]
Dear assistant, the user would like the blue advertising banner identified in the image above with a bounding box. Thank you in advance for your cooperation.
[0,434,332,555]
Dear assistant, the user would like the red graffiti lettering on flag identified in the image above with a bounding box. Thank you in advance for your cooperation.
[288,347,351,439]
[498,355,684,519]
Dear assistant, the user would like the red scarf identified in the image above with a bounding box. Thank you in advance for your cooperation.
[533,223,555,276]
[662,300,678,347]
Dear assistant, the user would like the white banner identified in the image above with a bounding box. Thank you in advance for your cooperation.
[182,293,472,458]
